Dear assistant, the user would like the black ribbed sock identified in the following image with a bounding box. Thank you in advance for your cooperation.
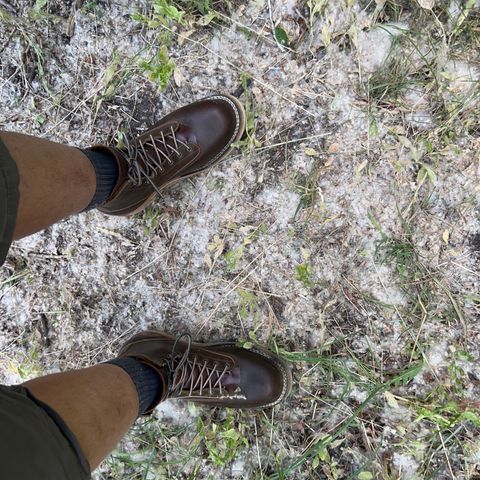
[105,358,163,416]
[81,149,119,210]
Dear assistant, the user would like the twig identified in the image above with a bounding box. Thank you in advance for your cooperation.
[267,0,285,52]
[0,28,16,56]
[0,0,16,14]
[123,251,168,281]
[254,133,332,152]
[437,426,455,480]
[409,295,428,364]
[434,278,467,336]
[254,417,264,479]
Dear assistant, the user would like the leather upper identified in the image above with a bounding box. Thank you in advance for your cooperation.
[118,332,292,412]
[94,95,245,216]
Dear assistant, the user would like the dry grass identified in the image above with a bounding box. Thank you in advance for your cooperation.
[1,0,480,479]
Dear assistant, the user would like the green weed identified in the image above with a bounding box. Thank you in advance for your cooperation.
[106,419,203,478]
[132,0,185,91]
[307,0,329,31]
[133,0,184,26]
[237,288,260,320]
[295,262,314,289]
[94,50,149,114]
[140,206,164,236]
[267,342,422,480]
[225,245,244,272]
[409,349,480,479]
[294,158,322,220]
[198,413,248,466]
[138,46,175,90]
[7,347,43,380]
[0,268,32,287]
[367,30,421,104]
[33,0,47,14]
[81,1,99,14]
[234,73,260,149]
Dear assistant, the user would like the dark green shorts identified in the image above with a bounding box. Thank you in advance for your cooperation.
[0,140,90,478]
[0,385,90,479]
[0,136,19,266]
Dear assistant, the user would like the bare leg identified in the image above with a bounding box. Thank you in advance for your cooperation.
[0,131,96,239]
[23,365,139,470]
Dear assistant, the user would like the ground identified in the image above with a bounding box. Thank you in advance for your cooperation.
[1,0,480,479]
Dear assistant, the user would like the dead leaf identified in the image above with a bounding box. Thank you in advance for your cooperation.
[178,29,194,46]
[173,68,185,87]
[442,229,450,245]
[355,159,368,175]
[418,0,434,9]
[66,12,76,37]
[328,143,340,153]
[385,391,399,408]
[204,254,213,270]
[305,147,318,156]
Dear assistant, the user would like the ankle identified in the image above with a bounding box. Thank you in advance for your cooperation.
[105,358,163,416]
[81,148,119,211]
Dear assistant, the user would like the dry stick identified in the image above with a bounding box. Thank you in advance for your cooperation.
[0,0,15,13]
[254,417,264,479]
[196,264,259,335]
[0,330,26,355]
[267,0,285,52]
[89,325,137,362]
[254,133,332,151]
[213,11,282,50]
[268,409,274,446]
[226,133,333,163]
[437,425,456,480]
[433,278,467,336]
[157,23,315,119]
[163,168,216,270]
[98,227,137,247]
[255,275,281,331]
[44,79,104,135]
[0,27,16,57]
[195,220,289,334]
[450,261,480,278]
[123,250,168,281]
[409,295,428,364]
[299,385,353,417]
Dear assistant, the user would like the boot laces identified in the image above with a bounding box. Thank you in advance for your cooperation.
[121,126,191,195]
[167,334,232,398]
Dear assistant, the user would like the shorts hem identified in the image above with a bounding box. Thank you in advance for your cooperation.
[0,135,20,266]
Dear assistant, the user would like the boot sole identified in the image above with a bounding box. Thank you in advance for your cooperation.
[106,94,246,217]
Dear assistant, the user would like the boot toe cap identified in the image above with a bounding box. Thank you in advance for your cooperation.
[173,95,245,170]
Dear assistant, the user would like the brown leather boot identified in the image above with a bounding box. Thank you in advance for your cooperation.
[118,332,292,413]
[91,95,245,216]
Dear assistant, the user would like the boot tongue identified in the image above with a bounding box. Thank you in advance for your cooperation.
[175,124,197,146]
[222,366,241,395]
